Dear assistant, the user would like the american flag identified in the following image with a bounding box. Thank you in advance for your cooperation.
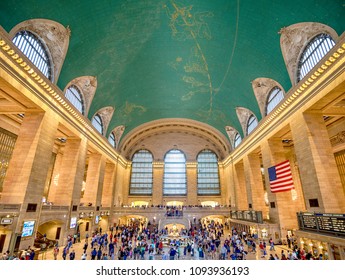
[268,160,294,193]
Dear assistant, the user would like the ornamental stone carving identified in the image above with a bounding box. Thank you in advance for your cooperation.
[279,22,338,86]
[225,126,239,150]
[10,19,70,83]
[113,125,126,148]
[252,78,285,117]
[95,106,114,136]
[236,107,256,136]
[64,76,97,116]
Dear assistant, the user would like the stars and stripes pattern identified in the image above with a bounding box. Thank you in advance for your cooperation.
[268,160,294,193]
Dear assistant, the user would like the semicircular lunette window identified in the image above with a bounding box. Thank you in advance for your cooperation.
[297,34,335,82]
[108,132,116,148]
[12,30,53,81]
[65,85,84,115]
[92,114,103,135]
[234,132,242,148]
[246,115,258,135]
[266,87,284,115]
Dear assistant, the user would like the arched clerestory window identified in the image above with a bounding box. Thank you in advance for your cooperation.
[129,150,153,195]
[91,114,103,135]
[108,132,116,148]
[234,132,242,148]
[12,30,53,81]
[197,150,220,195]
[163,149,187,196]
[266,87,284,115]
[65,85,84,115]
[297,34,335,82]
[246,115,258,135]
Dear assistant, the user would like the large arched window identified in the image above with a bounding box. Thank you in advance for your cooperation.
[297,34,335,82]
[234,132,242,148]
[246,115,258,135]
[108,132,116,148]
[129,150,153,195]
[12,30,52,81]
[92,114,103,135]
[65,85,84,114]
[163,149,186,196]
[197,150,220,195]
[266,87,284,115]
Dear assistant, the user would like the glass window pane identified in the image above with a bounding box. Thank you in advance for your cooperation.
[266,87,284,114]
[247,115,258,135]
[297,34,335,82]
[130,150,153,195]
[65,85,84,114]
[163,149,186,195]
[12,30,52,81]
[108,132,116,148]
[92,114,103,135]
[197,150,220,195]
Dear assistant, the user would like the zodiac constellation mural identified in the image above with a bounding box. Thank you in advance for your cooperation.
[165,1,215,118]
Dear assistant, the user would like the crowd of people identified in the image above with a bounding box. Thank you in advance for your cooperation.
[1,221,327,261]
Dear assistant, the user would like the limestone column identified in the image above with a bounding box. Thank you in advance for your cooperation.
[218,163,229,205]
[47,148,63,202]
[52,137,87,206]
[290,111,345,213]
[243,153,268,217]
[1,111,58,250]
[113,162,126,207]
[122,164,131,205]
[233,161,248,210]
[261,138,299,234]
[152,161,164,205]
[186,162,197,205]
[81,153,106,208]
[101,162,117,208]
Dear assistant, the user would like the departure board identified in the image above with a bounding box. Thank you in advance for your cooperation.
[299,213,345,235]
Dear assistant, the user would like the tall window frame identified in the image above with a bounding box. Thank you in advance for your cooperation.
[266,87,284,115]
[129,150,153,195]
[163,149,187,196]
[65,84,84,115]
[197,150,220,195]
[92,114,103,135]
[12,30,53,81]
[297,33,335,82]
[246,115,258,135]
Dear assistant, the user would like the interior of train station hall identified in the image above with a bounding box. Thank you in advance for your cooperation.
[0,0,344,260]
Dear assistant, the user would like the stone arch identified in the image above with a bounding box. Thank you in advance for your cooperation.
[92,106,114,136]
[279,22,338,86]
[235,107,257,137]
[63,76,97,116]
[252,78,286,117]
[225,126,240,150]
[9,18,70,83]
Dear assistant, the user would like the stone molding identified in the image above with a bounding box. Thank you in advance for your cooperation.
[9,18,70,83]
[330,131,345,147]
[251,78,285,117]
[279,22,338,86]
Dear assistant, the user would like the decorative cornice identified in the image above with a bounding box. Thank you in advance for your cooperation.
[330,131,345,147]
[0,27,129,168]
[222,35,345,167]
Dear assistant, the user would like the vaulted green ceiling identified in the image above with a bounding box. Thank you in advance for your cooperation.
[1,0,344,141]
